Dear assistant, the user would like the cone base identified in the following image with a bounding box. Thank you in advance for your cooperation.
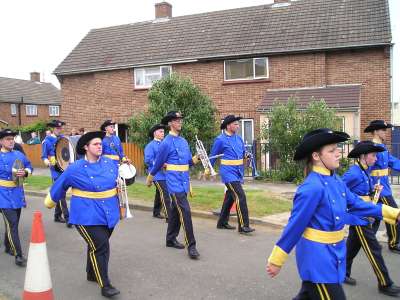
[23,289,54,300]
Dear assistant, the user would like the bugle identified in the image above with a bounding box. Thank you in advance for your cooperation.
[195,135,220,176]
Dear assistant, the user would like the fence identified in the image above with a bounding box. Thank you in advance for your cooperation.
[21,143,145,175]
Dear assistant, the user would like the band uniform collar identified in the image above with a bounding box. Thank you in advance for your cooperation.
[169,131,179,137]
[51,133,57,138]
[312,165,332,176]
[154,138,162,142]
[357,161,368,170]
[84,155,101,163]
[372,138,383,145]
[224,130,233,136]
[1,148,11,153]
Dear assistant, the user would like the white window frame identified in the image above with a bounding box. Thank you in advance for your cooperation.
[10,104,17,116]
[240,119,255,145]
[49,105,60,116]
[134,65,172,89]
[224,57,269,81]
[25,104,37,116]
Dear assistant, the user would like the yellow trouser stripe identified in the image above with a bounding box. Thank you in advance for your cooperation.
[381,197,397,248]
[316,284,325,300]
[103,154,120,161]
[355,226,386,286]
[321,284,331,300]
[220,159,244,166]
[173,194,188,246]
[370,169,389,177]
[78,226,103,288]
[71,188,117,199]
[165,164,189,171]
[1,211,16,256]
[303,227,345,244]
[228,183,244,227]
[0,179,16,188]
[155,182,168,218]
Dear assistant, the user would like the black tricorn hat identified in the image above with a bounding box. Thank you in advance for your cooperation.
[220,115,242,130]
[100,120,116,131]
[47,119,66,128]
[76,131,105,155]
[348,141,385,158]
[0,129,17,139]
[364,120,393,133]
[161,111,184,125]
[148,124,166,138]
[293,128,350,161]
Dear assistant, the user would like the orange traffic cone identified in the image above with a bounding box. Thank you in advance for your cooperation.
[23,211,54,300]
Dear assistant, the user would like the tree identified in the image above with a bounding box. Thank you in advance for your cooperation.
[261,97,341,182]
[129,74,218,150]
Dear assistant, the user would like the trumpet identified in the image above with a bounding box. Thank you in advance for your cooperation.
[195,135,221,176]
[117,174,133,220]
[245,151,260,178]
[372,178,381,204]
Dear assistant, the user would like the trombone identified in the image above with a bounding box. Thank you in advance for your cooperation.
[117,174,133,220]
[195,135,222,176]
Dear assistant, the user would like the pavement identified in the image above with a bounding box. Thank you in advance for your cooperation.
[1,195,400,300]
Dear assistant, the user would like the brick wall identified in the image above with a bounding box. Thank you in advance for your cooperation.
[59,47,390,141]
[0,103,60,127]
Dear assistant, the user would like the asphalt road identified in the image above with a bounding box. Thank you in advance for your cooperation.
[0,196,399,300]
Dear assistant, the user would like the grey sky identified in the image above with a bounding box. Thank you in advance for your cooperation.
[0,0,398,103]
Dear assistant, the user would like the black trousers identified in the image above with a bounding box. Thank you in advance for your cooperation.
[379,195,400,248]
[1,208,22,257]
[293,281,346,300]
[53,177,69,221]
[76,225,114,288]
[217,181,250,228]
[153,180,171,218]
[167,192,196,249]
[346,223,393,287]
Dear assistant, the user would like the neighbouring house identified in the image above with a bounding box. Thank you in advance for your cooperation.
[0,72,62,129]
[54,0,392,144]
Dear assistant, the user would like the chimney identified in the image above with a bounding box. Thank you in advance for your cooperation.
[155,2,172,19]
[30,72,40,82]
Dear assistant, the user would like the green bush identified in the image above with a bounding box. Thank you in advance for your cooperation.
[13,120,49,133]
[129,74,218,150]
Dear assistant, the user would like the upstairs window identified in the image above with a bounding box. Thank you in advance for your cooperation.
[134,66,172,88]
[224,57,269,81]
[26,105,37,116]
[10,103,17,116]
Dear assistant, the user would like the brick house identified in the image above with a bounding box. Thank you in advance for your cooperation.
[54,0,392,144]
[0,72,62,129]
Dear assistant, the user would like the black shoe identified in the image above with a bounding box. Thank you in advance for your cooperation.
[153,214,164,219]
[166,240,185,249]
[87,273,97,282]
[15,255,27,267]
[344,276,357,285]
[4,248,14,256]
[379,284,400,297]
[389,245,400,254]
[217,223,236,230]
[238,226,255,234]
[66,222,73,228]
[101,285,120,298]
[54,217,66,223]
[188,247,200,259]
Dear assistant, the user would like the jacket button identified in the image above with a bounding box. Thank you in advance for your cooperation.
[336,216,340,220]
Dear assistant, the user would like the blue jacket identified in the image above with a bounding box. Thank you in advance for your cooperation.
[268,166,398,284]
[144,139,165,181]
[370,141,400,197]
[342,163,373,198]
[210,131,245,183]
[0,149,33,209]
[45,157,119,228]
[150,132,194,194]
[102,135,125,163]
[41,134,63,180]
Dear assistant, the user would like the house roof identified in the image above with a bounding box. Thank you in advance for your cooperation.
[54,0,391,76]
[257,85,361,112]
[0,77,62,105]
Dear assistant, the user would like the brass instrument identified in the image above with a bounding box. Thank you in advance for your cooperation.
[195,135,222,176]
[117,164,136,219]
[12,159,24,187]
[372,178,381,204]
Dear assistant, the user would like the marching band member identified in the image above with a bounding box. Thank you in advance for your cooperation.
[343,141,400,297]
[146,111,200,259]
[266,128,400,299]
[44,131,120,298]
[41,119,70,227]
[0,129,33,267]
[100,120,129,165]
[144,124,170,220]
[209,115,254,234]
[365,120,400,253]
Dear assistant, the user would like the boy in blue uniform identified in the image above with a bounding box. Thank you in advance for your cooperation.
[41,119,70,226]
[146,111,200,259]
[343,141,400,297]
[365,120,400,253]
[266,128,400,299]
[44,131,120,298]
[209,115,254,234]
[0,129,33,267]
[100,120,129,165]
[144,124,170,219]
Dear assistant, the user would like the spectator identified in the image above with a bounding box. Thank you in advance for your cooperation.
[70,128,77,136]
[45,130,51,137]
[27,132,40,145]
[78,128,85,135]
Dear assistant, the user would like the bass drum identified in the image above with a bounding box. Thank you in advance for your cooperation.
[54,137,76,172]
[118,163,136,186]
